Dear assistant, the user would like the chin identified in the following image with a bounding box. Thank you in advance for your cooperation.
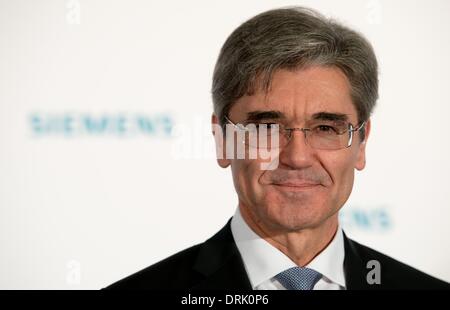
[261,202,328,232]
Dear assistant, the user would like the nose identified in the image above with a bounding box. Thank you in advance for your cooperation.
[278,129,316,169]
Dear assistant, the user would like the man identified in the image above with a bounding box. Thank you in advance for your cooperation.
[107,7,449,290]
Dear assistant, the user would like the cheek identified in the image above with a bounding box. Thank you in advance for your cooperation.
[322,153,357,204]
[231,160,266,204]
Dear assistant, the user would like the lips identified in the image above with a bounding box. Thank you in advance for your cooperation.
[272,181,321,190]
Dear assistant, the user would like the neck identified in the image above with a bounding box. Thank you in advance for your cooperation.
[239,203,338,267]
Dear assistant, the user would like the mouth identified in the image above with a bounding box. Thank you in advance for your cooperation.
[271,182,321,191]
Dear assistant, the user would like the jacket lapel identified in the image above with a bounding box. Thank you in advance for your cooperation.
[343,232,378,290]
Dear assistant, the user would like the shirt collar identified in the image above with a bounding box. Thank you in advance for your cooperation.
[231,207,346,289]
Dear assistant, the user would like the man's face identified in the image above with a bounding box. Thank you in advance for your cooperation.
[214,66,369,233]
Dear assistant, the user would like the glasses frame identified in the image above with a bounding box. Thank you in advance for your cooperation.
[223,115,366,150]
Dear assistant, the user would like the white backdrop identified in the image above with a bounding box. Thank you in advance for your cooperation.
[0,0,449,289]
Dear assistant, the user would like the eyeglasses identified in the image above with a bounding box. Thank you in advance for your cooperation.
[224,115,365,150]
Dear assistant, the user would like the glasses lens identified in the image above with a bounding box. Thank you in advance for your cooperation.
[243,123,282,149]
[306,122,351,150]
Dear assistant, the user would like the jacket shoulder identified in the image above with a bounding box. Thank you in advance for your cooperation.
[348,238,449,289]
[105,244,203,289]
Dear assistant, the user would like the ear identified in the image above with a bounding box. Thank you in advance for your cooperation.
[355,119,371,171]
[211,114,231,168]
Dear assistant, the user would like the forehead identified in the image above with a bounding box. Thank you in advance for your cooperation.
[230,66,357,123]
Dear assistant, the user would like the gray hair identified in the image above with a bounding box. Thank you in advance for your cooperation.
[211,6,378,132]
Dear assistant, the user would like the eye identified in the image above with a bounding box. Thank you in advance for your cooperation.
[314,125,338,134]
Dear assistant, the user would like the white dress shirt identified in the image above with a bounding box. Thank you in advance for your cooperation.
[230,207,346,290]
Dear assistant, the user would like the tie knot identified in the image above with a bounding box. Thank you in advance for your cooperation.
[274,267,322,290]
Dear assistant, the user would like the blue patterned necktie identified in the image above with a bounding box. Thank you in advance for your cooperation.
[274,267,322,290]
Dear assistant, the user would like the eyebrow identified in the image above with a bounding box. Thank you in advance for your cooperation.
[245,110,349,123]
[311,112,349,122]
[245,110,285,122]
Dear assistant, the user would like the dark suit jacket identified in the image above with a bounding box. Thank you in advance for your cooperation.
[106,219,449,290]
